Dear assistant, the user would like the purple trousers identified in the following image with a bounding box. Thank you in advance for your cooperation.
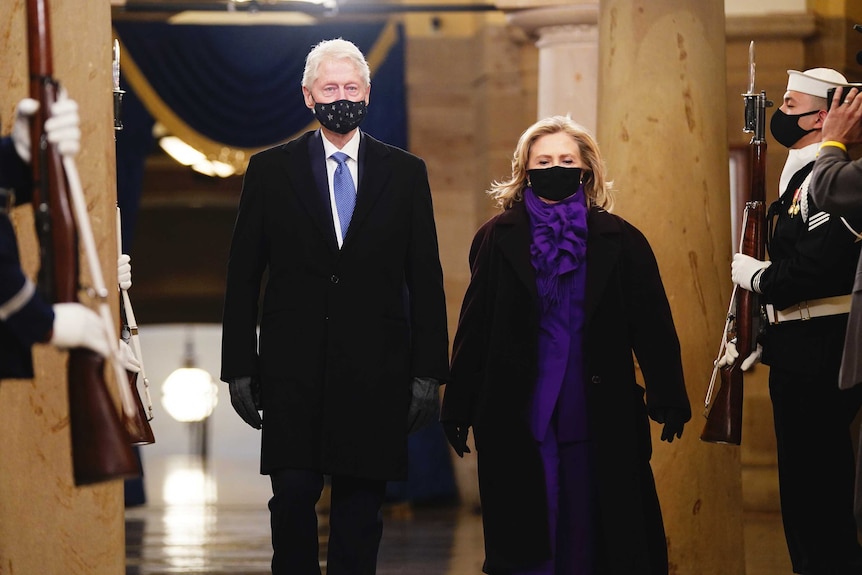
[512,426,594,575]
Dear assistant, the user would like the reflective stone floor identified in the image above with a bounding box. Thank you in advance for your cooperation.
[125,456,791,575]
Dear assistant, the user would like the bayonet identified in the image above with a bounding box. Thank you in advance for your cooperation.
[747,40,755,94]
[742,41,772,143]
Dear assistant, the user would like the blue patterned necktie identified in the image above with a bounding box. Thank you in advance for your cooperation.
[331,151,356,240]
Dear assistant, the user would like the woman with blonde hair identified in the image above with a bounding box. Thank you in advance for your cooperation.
[441,116,690,574]
[487,116,614,211]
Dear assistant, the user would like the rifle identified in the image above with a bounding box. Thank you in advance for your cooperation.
[117,207,155,446]
[27,0,140,484]
[113,41,154,446]
[701,41,771,445]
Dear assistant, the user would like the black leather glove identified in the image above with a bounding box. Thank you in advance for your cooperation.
[656,407,686,443]
[442,422,471,457]
[228,376,262,430]
[407,377,440,434]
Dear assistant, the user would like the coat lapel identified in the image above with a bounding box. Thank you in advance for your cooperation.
[584,208,621,326]
[283,131,338,253]
[345,132,389,245]
[495,204,539,301]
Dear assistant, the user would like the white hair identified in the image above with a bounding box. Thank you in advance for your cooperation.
[302,38,371,89]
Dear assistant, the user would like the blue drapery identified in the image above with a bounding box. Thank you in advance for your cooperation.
[113,20,407,150]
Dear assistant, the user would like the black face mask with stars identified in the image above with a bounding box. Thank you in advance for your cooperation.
[313,99,367,134]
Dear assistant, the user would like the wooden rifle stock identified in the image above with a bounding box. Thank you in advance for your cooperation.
[702,364,744,444]
[67,349,140,484]
[124,365,156,446]
[701,89,769,444]
[121,307,155,446]
[27,0,139,485]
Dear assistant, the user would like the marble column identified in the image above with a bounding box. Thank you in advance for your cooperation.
[597,1,745,573]
[507,2,600,133]
[0,2,125,573]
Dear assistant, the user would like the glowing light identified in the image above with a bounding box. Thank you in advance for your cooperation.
[162,367,219,423]
[158,136,237,178]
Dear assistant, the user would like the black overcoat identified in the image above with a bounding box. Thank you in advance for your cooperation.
[441,202,690,574]
[221,130,450,480]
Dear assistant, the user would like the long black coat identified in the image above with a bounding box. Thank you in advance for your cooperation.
[441,202,690,574]
[221,130,449,480]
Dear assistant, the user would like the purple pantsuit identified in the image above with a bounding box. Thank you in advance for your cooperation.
[515,188,592,575]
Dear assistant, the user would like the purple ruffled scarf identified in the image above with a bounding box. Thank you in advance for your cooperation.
[524,187,588,311]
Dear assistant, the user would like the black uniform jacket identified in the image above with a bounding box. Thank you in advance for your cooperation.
[220,130,449,480]
[760,162,861,374]
[441,201,690,574]
[0,137,52,379]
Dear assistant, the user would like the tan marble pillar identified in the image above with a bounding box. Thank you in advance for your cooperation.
[597,1,745,573]
[0,2,125,573]
[506,2,600,132]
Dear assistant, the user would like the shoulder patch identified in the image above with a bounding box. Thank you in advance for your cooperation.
[808,211,830,232]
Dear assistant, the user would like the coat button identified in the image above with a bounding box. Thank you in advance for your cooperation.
[591,375,601,384]
[330,275,339,284]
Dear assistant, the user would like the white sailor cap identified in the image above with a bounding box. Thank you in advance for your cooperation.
[786,68,848,98]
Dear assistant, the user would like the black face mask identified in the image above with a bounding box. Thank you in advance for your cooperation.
[527,166,583,202]
[769,108,819,148]
[313,99,367,134]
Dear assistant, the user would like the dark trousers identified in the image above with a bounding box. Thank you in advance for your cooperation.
[769,366,862,575]
[268,468,387,575]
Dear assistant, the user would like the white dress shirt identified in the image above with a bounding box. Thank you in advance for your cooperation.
[321,130,361,248]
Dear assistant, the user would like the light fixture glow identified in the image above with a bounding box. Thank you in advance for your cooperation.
[191,159,236,178]
[168,10,318,25]
[159,136,237,178]
[159,136,207,166]
[162,367,219,423]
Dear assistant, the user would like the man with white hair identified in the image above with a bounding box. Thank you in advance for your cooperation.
[220,38,449,574]
[726,68,862,573]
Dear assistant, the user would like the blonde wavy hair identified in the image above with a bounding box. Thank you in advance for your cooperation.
[489,116,614,211]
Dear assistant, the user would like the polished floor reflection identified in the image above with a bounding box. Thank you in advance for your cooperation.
[126,455,791,575]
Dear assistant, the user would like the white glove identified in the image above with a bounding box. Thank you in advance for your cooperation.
[715,338,762,371]
[49,302,110,357]
[715,338,739,368]
[118,254,132,291]
[731,253,771,293]
[12,98,39,164]
[118,339,141,373]
[743,344,763,370]
[44,95,80,157]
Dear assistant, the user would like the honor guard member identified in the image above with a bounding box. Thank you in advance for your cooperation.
[1,96,114,379]
[724,68,862,574]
